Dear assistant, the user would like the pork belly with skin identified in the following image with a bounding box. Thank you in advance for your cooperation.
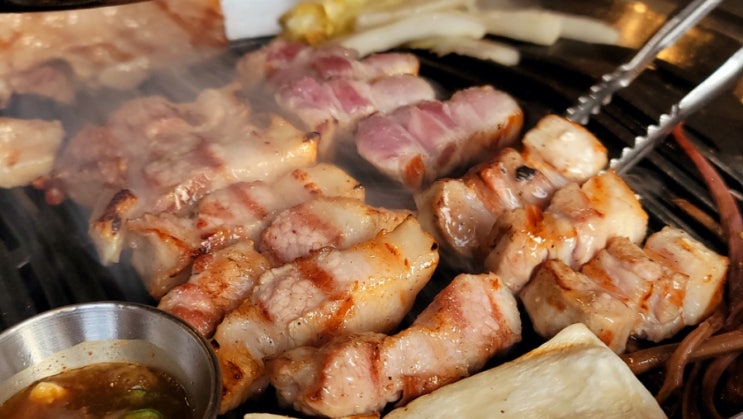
[521,228,728,353]
[258,196,411,265]
[212,216,439,413]
[356,85,524,189]
[127,163,364,298]
[267,273,521,418]
[0,117,64,188]
[484,170,648,292]
[414,114,607,271]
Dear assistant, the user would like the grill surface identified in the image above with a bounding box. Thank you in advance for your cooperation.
[0,2,741,418]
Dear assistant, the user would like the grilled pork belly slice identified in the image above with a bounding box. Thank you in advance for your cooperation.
[384,323,666,419]
[158,241,271,337]
[197,163,365,253]
[522,229,728,353]
[484,170,648,292]
[0,0,225,107]
[644,226,727,325]
[127,163,365,298]
[414,148,554,271]
[213,216,439,413]
[414,114,606,270]
[521,114,608,188]
[259,196,411,265]
[159,197,409,336]
[50,85,318,268]
[521,259,636,352]
[51,85,316,211]
[356,85,523,189]
[268,273,521,417]
[580,236,686,344]
[0,117,64,188]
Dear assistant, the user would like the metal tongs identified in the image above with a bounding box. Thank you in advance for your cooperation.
[564,0,743,174]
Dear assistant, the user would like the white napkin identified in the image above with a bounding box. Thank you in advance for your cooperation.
[220,0,298,40]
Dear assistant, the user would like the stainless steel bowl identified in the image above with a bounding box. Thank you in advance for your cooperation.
[0,301,221,418]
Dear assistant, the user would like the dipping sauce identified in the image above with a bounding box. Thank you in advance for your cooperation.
[0,362,194,418]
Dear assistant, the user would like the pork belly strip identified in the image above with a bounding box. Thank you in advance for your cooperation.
[274,74,436,159]
[51,85,316,212]
[160,197,410,337]
[158,240,271,337]
[356,85,524,190]
[258,196,411,266]
[236,38,421,93]
[521,227,728,353]
[484,170,648,293]
[0,0,225,107]
[126,163,364,298]
[414,114,607,271]
[268,273,521,417]
[212,216,440,413]
[236,38,431,159]
[0,117,64,188]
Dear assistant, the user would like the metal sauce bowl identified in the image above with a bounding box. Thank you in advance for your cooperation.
[0,301,220,418]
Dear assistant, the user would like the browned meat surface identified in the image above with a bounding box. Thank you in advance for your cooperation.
[213,216,439,413]
[0,117,64,188]
[267,273,521,417]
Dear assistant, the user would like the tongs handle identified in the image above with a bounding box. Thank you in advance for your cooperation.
[565,0,723,124]
[610,46,743,174]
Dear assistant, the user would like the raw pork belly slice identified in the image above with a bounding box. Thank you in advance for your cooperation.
[0,117,64,188]
[213,216,439,413]
[236,38,420,92]
[356,85,524,189]
[484,170,648,293]
[237,38,431,159]
[521,227,728,353]
[274,74,435,158]
[414,114,607,271]
[126,163,364,298]
[268,273,521,417]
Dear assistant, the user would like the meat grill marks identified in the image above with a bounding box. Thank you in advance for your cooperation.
[521,227,728,353]
[236,38,435,159]
[127,163,364,298]
[267,273,521,418]
[258,196,411,266]
[0,117,64,188]
[213,216,439,413]
[356,85,525,190]
[484,170,648,293]
[157,240,271,338]
[414,114,607,271]
[158,196,411,337]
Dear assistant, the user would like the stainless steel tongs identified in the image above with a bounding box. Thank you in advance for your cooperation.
[564,0,743,173]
